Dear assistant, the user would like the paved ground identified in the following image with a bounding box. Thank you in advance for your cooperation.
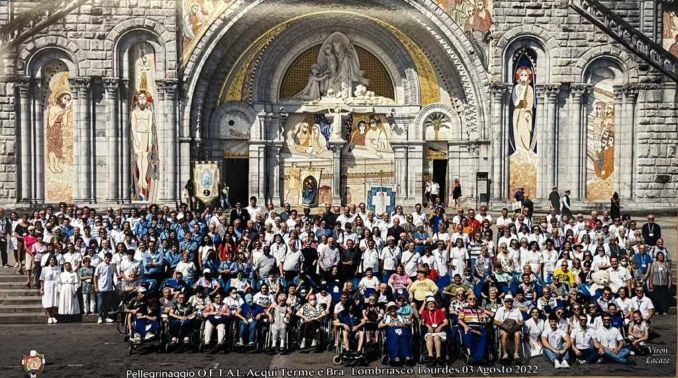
[0,313,675,378]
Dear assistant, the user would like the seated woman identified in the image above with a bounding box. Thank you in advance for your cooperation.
[524,308,545,358]
[132,297,160,343]
[360,293,384,349]
[626,310,649,354]
[169,292,196,345]
[334,294,364,355]
[420,296,448,364]
[202,293,231,347]
[378,301,414,365]
[296,293,327,349]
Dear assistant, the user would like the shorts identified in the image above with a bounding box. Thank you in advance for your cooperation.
[424,331,447,341]
[25,257,34,270]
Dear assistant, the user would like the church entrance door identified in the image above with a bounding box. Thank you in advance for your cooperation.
[223,158,249,206]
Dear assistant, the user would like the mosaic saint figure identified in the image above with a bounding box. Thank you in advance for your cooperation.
[292,122,326,155]
[511,66,535,153]
[45,73,73,174]
[131,89,154,199]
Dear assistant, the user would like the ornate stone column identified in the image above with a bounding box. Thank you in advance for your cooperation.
[328,142,344,206]
[392,144,408,202]
[620,85,639,199]
[544,84,560,194]
[34,81,45,203]
[489,83,507,200]
[612,86,624,199]
[267,142,283,206]
[120,79,131,202]
[17,77,32,203]
[103,78,119,203]
[408,142,424,203]
[570,84,588,199]
[249,143,266,201]
[164,80,178,202]
[535,85,548,199]
[70,77,91,203]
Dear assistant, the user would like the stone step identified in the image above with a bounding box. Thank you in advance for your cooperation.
[0,273,29,282]
[0,296,42,305]
[0,281,33,288]
[0,312,100,324]
[0,288,41,297]
[0,304,43,313]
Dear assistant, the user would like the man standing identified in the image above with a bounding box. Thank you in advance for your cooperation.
[245,196,262,221]
[548,187,561,214]
[94,252,116,324]
[561,190,572,218]
[0,208,10,268]
[641,214,661,247]
[430,180,440,205]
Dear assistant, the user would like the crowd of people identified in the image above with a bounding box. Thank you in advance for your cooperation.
[0,194,673,367]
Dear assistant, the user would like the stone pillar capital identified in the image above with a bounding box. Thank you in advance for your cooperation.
[570,83,590,99]
[102,78,120,92]
[69,77,90,92]
[16,76,32,96]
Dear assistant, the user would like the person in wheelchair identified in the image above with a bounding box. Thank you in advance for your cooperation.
[296,293,327,349]
[161,271,190,298]
[361,293,384,348]
[458,294,490,364]
[202,292,231,347]
[334,293,364,356]
[168,292,197,345]
[420,296,448,365]
[267,293,291,353]
[125,286,148,338]
[493,294,524,361]
[188,286,211,317]
[235,293,265,347]
[378,301,414,365]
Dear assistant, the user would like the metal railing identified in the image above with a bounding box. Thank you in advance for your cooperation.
[570,0,678,82]
[0,0,89,47]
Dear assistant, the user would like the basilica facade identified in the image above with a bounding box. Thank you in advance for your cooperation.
[0,0,676,210]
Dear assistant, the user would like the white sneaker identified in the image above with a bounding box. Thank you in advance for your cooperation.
[554,360,561,369]
[98,317,103,324]
[630,351,635,356]
[51,317,57,323]
[560,360,570,368]
[300,338,306,349]
[47,318,53,324]
[311,339,317,347]
[132,334,142,343]
[145,333,154,340]
[183,336,190,344]
[105,318,114,323]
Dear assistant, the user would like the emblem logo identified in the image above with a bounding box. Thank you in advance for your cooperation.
[21,350,45,378]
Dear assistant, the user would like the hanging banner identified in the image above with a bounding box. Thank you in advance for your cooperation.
[193,162,220,204]
[297,167,323,208]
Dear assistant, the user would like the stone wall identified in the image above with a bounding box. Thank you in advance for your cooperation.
[0,0,675,208]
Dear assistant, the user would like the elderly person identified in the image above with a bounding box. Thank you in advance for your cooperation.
[296,293,327,350]
[202,292,231,347]
[378,301,414,365]
[420,296,448,364]
[458,293,490,364]
[494,294,524,361]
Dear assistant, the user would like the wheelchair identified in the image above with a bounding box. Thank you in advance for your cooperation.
[494,324,528,365]
[163,315,202,352]
[296,316,329,354]
[332,322,366,365]
[418,321,449,364]
[198,316,234,353]
[458,321,497,365]
[379,325,416,366]
[128,315,166,355]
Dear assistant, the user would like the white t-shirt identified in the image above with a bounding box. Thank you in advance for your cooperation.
[494,307,522,323]
[430,182,440,195]
[630,296,654,320]
[595,326,623,349]
[401,250,421,277]
[542,326,568,349]
[570,327,595,349]
[380,246,401,271]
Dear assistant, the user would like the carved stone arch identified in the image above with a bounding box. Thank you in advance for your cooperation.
[414,103,461,142]
[209,101,260,140]
[113,29,168,80]
[181,0,492,138]
[105,18,175,78]
[495,25,557,82]
[260,25,417,105]
[574,46,639,83]
[19,36,84,76]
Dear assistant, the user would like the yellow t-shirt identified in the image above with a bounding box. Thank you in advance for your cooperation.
[409,279,439,301]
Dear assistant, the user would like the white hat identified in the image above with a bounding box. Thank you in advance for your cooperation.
[425,296,436,303]
[386,301,397,310]
[504,294,514,301]
[203,268,211,274]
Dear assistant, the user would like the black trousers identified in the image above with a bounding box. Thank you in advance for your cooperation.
[652,285,669,314]
[0,237,7,265]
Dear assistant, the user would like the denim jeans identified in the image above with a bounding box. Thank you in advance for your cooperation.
[576,348,599,363]
[604,347,630,363]
[97,291,114,319]
[544,347,570,363]
[239,319,258,344]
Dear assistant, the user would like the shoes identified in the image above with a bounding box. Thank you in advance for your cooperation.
[183,337,190,344]
[144,333,154,340]
[2,264,10,268]
[630,351,635,356]
[514,353,520,360]
[105,318,114,323]
[560,360,570,368]
[577,359,587,365]
[51,317,57,323]
[132,334,142,343]
[248,341,255,347]
[236,339,244,346]
[595,358,603,364]
[171,337,178,345]
[554,360,561,369]
[97,317,103,324]
[311,339,317,347]
[47,318,53,324]
[501,353,508,360]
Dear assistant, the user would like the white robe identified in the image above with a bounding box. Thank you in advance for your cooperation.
[58,271,81,315]
[41,266,61,308]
